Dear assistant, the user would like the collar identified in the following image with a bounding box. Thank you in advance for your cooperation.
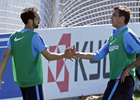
[19,29,31,33]
[113,25,127,36]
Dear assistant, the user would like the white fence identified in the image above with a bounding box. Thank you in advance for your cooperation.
[0,23,140,100]
[37,23,140,99]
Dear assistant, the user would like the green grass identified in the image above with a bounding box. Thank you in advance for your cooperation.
[134,90,140,100]
[85,90,140,100]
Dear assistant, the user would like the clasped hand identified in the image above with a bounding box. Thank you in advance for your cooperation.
[64,45,79,61]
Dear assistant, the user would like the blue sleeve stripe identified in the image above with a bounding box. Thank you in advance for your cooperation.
[39,37,45,46]
[36,33,45,46]
[129,32,140,46]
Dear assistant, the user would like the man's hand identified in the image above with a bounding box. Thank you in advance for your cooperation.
[121,67,131,83]
[65,50,74,61]
[64,45,79,61]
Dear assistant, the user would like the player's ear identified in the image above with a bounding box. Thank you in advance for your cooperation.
[120,16,125,23]
[28,19,33,24]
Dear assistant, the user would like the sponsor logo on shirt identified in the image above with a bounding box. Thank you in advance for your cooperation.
[109,45,119,52]
[110,39,116,45]
[14,37,25,42]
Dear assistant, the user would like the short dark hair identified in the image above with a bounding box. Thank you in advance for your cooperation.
[20,7,38,25]
[114,5,131,25]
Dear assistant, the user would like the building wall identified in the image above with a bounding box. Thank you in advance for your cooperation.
[58,0,140,27]
[0,0,53,34]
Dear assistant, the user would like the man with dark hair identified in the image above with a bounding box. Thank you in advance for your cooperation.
[69,5,140,100]
[0,7,75,100]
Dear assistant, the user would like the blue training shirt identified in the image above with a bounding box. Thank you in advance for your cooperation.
[94,25,140,60]
[7,29,47,58]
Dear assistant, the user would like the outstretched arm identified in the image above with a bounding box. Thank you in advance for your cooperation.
[74,52,94,60]
[0,49,11,89]
[66,45,94,60]
[41,48,75,61]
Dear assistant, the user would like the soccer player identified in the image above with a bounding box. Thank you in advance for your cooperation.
[69,5,140,100]
[0,7,76,100]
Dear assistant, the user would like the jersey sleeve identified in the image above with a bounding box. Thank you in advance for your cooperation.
[7,37,11,50]
[94,40,109,60]
[32,34,47,53]
[123,31,140,54]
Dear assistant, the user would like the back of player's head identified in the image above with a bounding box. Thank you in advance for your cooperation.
[20,7,38,25]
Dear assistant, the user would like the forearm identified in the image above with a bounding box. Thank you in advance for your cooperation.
[127,55,140,70]
[0,49,11,79]
[47,52,66,61]
[76,52,94,60]
[0,58,8,79]
[121,55,140,83]
[41,48,72,61]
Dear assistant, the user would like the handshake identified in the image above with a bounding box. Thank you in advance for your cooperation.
[64,45,80,61]
[64,45,94,61]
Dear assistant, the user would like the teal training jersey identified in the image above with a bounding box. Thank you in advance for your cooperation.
[109,28,136,81]
[10,30,43,87]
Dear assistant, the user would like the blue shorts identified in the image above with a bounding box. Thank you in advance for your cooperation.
[20,84,44,100]
[102,75,134,100]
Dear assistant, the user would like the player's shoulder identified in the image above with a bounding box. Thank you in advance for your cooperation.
[125,28,137,37]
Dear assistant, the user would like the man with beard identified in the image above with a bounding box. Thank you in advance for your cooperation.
[0,7,75,100]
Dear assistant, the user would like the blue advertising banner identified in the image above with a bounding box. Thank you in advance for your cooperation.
[0,34,22,99]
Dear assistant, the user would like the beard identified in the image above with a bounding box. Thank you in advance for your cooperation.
[33,21,39,28]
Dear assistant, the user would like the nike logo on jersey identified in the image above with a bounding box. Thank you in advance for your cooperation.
[110,39,116,45]
[14,37,25,42]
